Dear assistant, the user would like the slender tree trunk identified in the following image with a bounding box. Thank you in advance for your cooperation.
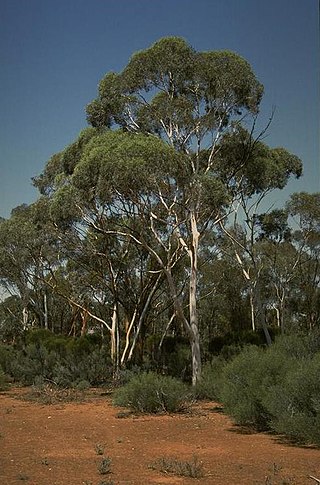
[126,273,162,363]
[110,303,118,373]
[121,308,138,365]
[255,285,272,346]
[274,305,281,327]
[249,291,256,331]
[80,309,89,336]
[158,313,175,350]
[189,210,202,385]
[22,307,28,330]
[43,292,49,330]
[165,266,201,385]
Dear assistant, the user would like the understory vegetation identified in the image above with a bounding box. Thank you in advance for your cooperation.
[1,328,320,447]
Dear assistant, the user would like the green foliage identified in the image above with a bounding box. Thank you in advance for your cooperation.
[208,328,278,356]
[264,355,320,445]
[193,357,226,400]
[87,37,263,134]
[219,346,274,429]
[0,332,112,387]
[157,336,191,381]
[218,334,320,445]
[25,328,54,345]
[0,365,8,391]
[0,344,17,375]
[113,371,191,413]
[11,343,56,385]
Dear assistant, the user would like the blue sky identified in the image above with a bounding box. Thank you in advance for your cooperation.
[0,0,319,218]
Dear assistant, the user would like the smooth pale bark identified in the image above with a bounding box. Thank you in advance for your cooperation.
[126,273,162,363]
[189,209,202,385]
[43,293,49,330]
[121,308,138,365]
[249,292,256,331]
[22,307,28,330]
[80,309,89,336]
[164,250,202,384]
[110,302,118,372]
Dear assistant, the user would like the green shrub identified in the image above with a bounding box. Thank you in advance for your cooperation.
[73,379,91,391]
[25,328,54,345]
[10,343,57,385]
[218,334,320,445]
[219,346,268,429]
[263,354,320,445]
[272,332,320,360]
[0,344,17,376]
[43,336,71,356]
[113,371,191,413]
[0,365,8,391]
[0,336,112,387]
[193,357,226,401]
[157,337,191,381]
[219,345,292,430]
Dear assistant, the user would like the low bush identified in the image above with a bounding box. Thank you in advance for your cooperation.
[219,344,293,430]
[0,365,8,391]
[113,371,191,413]
[0,344,18,376]
[193,357,226,401]
[149,454,204,478]
[0,336,112,387]
[217,334,320,445]
[219,346,270,430]
[263,354,320,445]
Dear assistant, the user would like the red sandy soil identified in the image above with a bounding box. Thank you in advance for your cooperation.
[1,388,320,485]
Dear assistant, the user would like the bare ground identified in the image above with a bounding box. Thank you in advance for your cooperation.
[1,388,320,485]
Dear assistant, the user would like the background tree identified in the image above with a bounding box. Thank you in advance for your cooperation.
[217,128,302,342]
[286,193,320,330]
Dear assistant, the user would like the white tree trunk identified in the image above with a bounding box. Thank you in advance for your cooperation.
[44,292,49,330]
[189,210,202,385]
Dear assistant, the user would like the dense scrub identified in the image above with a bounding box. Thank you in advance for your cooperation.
[0,329,113,387]
[1,328,320,446]
[216,333,320,445]
[113,371,191,413]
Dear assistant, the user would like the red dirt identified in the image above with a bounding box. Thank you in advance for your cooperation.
[1,388,320,485]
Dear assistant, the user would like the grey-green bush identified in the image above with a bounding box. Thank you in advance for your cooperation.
[0,338,112,387]
[219,344,292,430]
[0,365,8,391]
[193,357,226,401]
[113,371,191,413]
[263,354,320,445]
[218,335,320,445]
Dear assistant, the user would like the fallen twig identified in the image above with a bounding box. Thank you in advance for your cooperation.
[309,476,320,484]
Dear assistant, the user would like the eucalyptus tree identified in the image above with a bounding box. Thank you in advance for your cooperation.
[85,37,265,384]
[286,192,320,329]
[217,127,302,342]
[0,203,54,330]
[36,37,302,383]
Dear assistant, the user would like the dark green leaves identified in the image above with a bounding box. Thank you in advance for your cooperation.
[85,37,264,145]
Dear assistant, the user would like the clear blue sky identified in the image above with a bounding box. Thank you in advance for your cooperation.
[0,0,319,218]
